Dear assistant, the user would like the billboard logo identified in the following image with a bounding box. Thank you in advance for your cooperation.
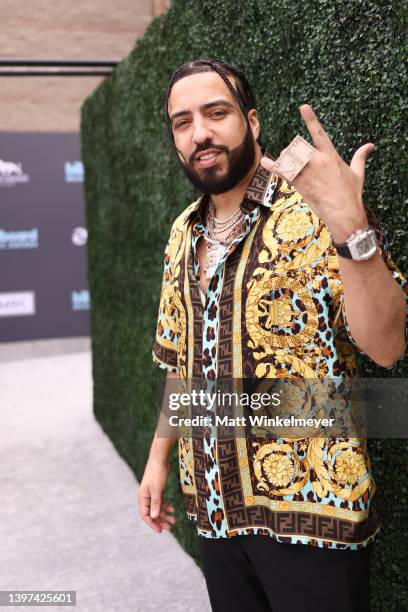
[64,161,84,183]
[0,159,30,187]
[71,290,90,311]
[0,228,39,249]
[0,291,36,317]
[71,227,88,246]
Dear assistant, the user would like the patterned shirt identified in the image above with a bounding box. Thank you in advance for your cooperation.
[152,162,408,549]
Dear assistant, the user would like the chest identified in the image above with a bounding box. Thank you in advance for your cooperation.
[195,219,247,296]
[196,237,210,295]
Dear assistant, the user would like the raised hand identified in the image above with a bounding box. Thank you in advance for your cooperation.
[260,104,376,243]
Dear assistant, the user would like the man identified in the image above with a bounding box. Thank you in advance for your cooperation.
[139,59,407,611]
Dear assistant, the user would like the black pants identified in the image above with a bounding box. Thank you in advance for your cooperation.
[197,535,372,612]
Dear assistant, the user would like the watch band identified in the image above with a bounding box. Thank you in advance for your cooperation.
[332,241,352,258]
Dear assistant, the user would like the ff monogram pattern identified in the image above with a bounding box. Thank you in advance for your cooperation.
[152,162,408,549]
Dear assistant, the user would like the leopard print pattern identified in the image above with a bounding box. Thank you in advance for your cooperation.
[192,207,261,537]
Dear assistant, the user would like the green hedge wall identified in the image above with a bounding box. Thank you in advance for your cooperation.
[81,1,407,608]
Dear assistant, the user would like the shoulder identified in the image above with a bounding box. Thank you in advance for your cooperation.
[260,178,317,232]
[164,197,201,267]
[267,178,311,213]
[170,197,201,233]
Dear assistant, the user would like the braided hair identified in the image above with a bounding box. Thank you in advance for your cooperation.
[165,58,257,148]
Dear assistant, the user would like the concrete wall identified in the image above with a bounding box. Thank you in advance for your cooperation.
[0,0,167,131]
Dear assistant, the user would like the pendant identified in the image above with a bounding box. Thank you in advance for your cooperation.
[205,242,226,279]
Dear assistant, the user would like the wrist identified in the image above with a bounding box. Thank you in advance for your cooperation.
[149,432,177,465]
[147,453,170,469]
[329,209,369,244]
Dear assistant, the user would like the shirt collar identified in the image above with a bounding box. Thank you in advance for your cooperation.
[185,155,280,225]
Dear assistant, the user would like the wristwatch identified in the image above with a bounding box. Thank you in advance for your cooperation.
[332,227,378,261]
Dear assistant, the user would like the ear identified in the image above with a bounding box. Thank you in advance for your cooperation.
[176,148,187,164]
[247,109,260,140]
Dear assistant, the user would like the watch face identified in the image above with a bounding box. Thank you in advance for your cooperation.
[356,234,376,256]
[348,230,378,260]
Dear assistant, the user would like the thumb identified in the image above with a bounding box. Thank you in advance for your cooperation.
[350,143,376,182]
[150,492,162,519]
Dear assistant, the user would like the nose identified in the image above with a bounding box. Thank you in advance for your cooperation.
[192,116,213,145]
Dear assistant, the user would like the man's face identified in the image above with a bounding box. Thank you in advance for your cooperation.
[167,71,259,194]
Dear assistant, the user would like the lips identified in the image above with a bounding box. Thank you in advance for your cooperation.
[195,149,223,168]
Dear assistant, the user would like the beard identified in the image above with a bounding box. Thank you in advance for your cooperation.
[177,127,256,195]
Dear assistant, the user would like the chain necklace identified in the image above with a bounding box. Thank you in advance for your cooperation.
[212,207,243,233]
[203,198,245,279]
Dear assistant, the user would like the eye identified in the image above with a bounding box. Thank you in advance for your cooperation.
[174,120,190,129]
[211,110,226,119]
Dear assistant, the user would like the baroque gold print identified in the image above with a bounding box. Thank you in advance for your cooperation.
[246,276,318,351]
[179,436,195,491]
[276,209,312,242]
[249,377,330,439]
[253,441,309,496]
[307,438,375,502]
[167,226,185,278]
[157,282,178,351]
[262,197,331,272]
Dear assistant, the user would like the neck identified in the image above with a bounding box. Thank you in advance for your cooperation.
[210,145,262,220]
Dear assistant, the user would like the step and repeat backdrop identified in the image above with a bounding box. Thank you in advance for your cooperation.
[0,132,90,341]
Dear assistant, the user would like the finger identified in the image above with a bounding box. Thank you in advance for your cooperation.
[146,517,163,533]
[138,490,152,519]
[152,511,176,530]
[138,494,162,533]
[299,104,336,154]
[260,156,286,181]
[159,510,176,523]
[260,156,305,184]
[161,502,175,513]
[157,519,173,531]
[158,517,176,530]
[350,143,376,183]
[150,492,162,519]
[140,509,163,533]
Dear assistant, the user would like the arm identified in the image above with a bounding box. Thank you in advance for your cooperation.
[261,104,407,368]
[142,224,182,531]
[339,250,406,367]
[138,371,179,533]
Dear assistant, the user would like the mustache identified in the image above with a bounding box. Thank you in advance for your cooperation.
[189,142,229,164]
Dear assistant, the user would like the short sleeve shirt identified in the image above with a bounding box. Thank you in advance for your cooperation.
[152,162,408,549]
